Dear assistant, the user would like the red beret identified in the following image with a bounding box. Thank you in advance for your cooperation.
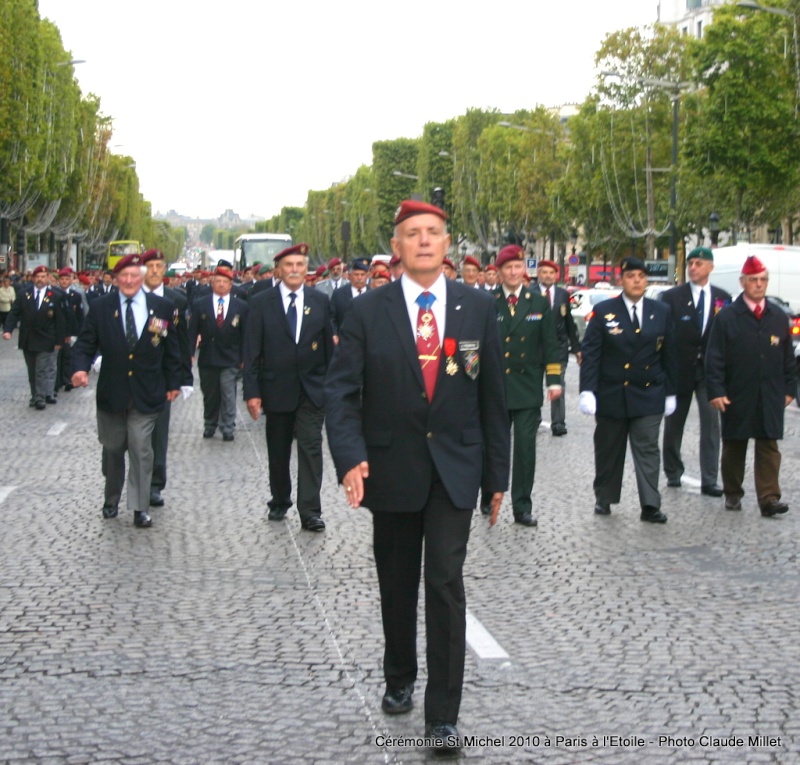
[485,264,498,273]
[389,254,402,267]
[741,255,767,275]
[162,277,170,286]
[371,266,390,279]
[327,257,341,268]
[113,253,145,274]
[315,264,327,277]
[32,265,49,275]
[142,249,164,263]
[393,199,449,226]
[442,258,456,270]
[274,243,310,263]
[57,267,74,277]
[78,274,91,286]
[537,260,558,271]
[496,245,526,269]
[213,266,234,280]
[462,256,481,270]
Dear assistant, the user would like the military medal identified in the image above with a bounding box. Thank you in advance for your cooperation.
[304,306,311,315]
[459,339,480,379]
[418,311,435,341]
[444,337,458,376]
[232,315,239,327]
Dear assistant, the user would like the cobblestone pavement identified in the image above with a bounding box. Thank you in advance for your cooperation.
[1,339,798,764]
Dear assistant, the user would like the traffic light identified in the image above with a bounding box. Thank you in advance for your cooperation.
[431,187,445,212]
[15,227,26,257]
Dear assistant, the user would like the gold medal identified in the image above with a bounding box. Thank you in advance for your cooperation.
[417,311,435,341]
[446,357,458,376]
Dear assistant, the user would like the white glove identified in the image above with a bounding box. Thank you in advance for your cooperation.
[180,386,194,400]
[664,395,677,417]
[69,336,77,347]
[91,355,102,373]
[579,391,596,416]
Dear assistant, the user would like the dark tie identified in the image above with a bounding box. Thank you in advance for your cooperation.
[125,298,137,350]
[287,292,298,341]
[416,291,440,402]
[36,289,42,309]
[507,294,518,316]
[216,297,225,327]
[696,289,705,332]
[632,304,640,332]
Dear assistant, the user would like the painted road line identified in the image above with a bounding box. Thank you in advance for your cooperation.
[466,609,509,660]
[47,421,67,436]
[0,486,17,505]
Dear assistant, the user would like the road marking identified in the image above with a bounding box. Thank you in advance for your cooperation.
[47,421,67,436]
[680,475,702,488]
[466,608,509,659]
[0,486,17,504]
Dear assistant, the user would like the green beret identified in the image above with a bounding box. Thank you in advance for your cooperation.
[687,246,714,262]
[258,261,274,275]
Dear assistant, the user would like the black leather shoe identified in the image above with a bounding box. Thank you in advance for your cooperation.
[202,428,215,438]
[641,506,668,523]
[701,484,724,497]
[222,433,234,442]
[551,423,567,436]
[102,504,118,519]
[480,504,492,516]
[45,396,57,404]
[381,683,414,715]
[267,507,288,521]
[34,401,46,410]
[301,516,325,532]
[63,384,73,392]
[425,721,460,752]
[761,500,789,517]
[514,513,538,527]
[134,510,152,528]
[666,477,681,488]
[594,501,611,515]
[725,496,742,511]
[149,491,164,507]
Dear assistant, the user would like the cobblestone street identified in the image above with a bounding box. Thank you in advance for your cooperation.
[1,340,798,764]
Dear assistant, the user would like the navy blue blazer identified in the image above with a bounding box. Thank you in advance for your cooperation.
[580,295,677,418]
[4,284,67,353]
[242,285,334,411]
[324,278,510,512]
[188,293,248,368]
[72,291,182,415]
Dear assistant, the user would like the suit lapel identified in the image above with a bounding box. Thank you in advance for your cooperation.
[385,281,426,393]
[434,281,465,393]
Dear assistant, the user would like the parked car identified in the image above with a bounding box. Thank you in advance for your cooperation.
[570,288,622,341]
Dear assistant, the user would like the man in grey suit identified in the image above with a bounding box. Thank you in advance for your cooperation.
[661,247,731,496]
[315,257,345,296]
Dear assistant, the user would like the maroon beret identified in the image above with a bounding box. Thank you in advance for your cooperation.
[142,249,164,263]
[272,243,309,263]
[389,254,402,267]
[78,274,91,286]
[442,258,456,270]
[315,264,328,277]
[327,257,341,268]
[57,267,74,277]
[32,265,49,276]
[496,245,526,269]
[741,255,767,275]
[213,266,234,280]
[462,256,481,270]
[113,253,145,273]
[393,199,449,226]
[485,264,498,273]
[537,259,558,271]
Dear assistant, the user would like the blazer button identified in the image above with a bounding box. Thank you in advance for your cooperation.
[427,432,433,439]
[520,352,526,358]
[624,363,630,369]
[421,392,427,399]
[505,352,510,358]
[506,368,511,374]
[520,336,525,341]
[129,354,134,360]
[505,337,511,343]
[624,380,629,386]
[128,371,133,377]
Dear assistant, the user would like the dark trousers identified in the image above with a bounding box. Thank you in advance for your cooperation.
[150,400,171,493]
[663,370,721,487]
[56,344,73,391]
[594,414,662,509]
[721,438,782,508]
[372,474,473,725]
[509,407,541,516]
[265,391,324,520]
[550,347,569,426]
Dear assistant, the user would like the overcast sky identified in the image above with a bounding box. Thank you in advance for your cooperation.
[38,1,658,221]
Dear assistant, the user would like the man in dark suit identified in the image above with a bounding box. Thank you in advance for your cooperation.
[329,257,369,339]
[141,250,194,508]
[325,200,510,751]
[243,243,334,532]
[579,256,677,522]
[315,257,345,297]
[71,253,182,528]
[3,265,66,409]
[189,265,248,441]
[54,267,86,396]
[248,261,276,297]
[706,255,796,516]
[661,247,731,496]
[87,271,117,302]
[536,259,581,436]
[480,245,561,526]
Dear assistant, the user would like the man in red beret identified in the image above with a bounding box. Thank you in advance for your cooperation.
[484,263,498,290]
[325,199,510,751]
[706,255,796,516]
[389,253,404,281]
[316,256,345,297]
[442,258,457,280]
[54,267,87,397]
[243,243,334,532]
[536,259,581,436]
[460,255,481,288]
[3,264,67,409]
[71,253,182,528]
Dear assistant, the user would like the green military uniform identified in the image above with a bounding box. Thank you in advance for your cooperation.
[492,286,561,520]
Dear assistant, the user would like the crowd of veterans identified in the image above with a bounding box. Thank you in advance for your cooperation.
[1,199,796,753]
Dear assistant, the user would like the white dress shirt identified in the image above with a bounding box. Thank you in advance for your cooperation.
[690,281,710,334]
[401,273,447,340]
[279,282,304,343]
[621,294,644,328]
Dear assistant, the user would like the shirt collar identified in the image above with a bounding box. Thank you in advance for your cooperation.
[279,282,303,300]
[621,293,642,314]
[401,272,447,306]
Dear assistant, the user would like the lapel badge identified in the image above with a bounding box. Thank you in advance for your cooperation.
[770,335,780,346]
[114,310,119,318]
[609,327,623,335]
[525,293,531,299]
[311,341,318,351]
[455,305,462,311]
[304,306,311,315]
[604,313,615,321]
[657,336,664,351]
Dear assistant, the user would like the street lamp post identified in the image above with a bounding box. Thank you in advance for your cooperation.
[709,211,721,247]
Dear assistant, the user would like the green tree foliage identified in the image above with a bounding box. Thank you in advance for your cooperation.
[200,223,215,243]
[371,137,419,249]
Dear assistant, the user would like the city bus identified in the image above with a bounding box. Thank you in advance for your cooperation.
[234,233,292,270]
[106,240,145,271]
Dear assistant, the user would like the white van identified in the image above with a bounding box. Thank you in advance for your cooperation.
[707,243,800,314]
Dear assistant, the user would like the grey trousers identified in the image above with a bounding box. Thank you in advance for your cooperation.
[663,374,721,487]
[550,349,570,427]
[594,413,663,509]
[97,407,160,513]
[23,350,56,404]
[199,365,238,435]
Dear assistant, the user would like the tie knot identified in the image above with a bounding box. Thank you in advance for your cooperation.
[289,292,297,301]
[416,291,435,311]
[126,298,132,306]
[507,294,518,306]
[218,297,224,304]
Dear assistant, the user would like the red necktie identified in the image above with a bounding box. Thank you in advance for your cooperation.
[416,291,439,401]
[506,294,518,316]
[216,298,224,327]
[754,303,763,320]
[545,287,552,306]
